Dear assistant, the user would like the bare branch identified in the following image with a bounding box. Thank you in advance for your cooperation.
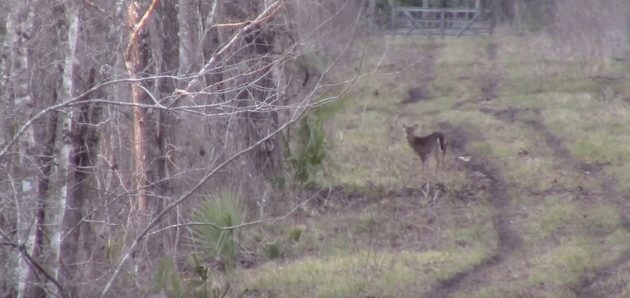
[0,228,68,298]
[124,0,160,60]
[145,189,324,237]
[100,6,365,292]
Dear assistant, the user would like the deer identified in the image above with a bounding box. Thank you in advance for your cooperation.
[403,124,447,173]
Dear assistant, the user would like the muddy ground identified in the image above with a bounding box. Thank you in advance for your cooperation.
[240,39,630,297]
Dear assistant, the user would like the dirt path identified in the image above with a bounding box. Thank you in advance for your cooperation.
[479,107,585,171]
[451,42,502,109]
[576,249,630,297]
[425,125,521,298]
[400,43,441,104]
[479,105,630,298]
[424,42,524,298]
[480,43,501,101]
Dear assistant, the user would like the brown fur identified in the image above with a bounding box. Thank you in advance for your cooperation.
[403,124,447,172]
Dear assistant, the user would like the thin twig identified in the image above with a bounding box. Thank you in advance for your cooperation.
[145,189,321,237]
[0,229,68,298]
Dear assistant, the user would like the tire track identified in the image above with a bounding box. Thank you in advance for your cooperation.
[451,42,502,109]
[576,249,630,298]
[478,106,630,298]
[425,42,522,298]
[479,107,583,171]
[426,124,521,298]
[400,43,441,104]
[480,42,501,101]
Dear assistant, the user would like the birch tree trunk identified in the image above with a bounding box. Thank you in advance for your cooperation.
[57,4,93,296]
[5,3,41,297]
[3,1,73,296]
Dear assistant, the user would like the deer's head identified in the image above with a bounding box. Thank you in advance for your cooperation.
[403,124,418,136]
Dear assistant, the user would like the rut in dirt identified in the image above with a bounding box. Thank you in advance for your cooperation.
[478,105,630,298]
[480,42,501,101]
[427,42,521,297]
[576,249,630,298]
[425,125,521,298]
[480,107,586,172]
[425,43,520,298]
[451,42,502,109]
[400,43,441,104]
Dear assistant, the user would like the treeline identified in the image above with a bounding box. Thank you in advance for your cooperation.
[0,0,362,296]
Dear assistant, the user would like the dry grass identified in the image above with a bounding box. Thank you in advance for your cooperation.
[203,34,630,297]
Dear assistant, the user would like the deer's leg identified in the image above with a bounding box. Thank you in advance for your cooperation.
[434,147,440,172]
[420,155,427,172]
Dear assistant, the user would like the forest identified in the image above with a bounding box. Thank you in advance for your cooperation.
[1,0,630,297]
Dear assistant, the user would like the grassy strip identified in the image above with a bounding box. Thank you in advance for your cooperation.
[237,248,487,297]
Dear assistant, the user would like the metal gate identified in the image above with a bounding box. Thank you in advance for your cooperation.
[390,2,494,37]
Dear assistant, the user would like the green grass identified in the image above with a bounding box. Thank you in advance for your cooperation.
[237,249,487,298]
[585,205,620,235]
[526,197,579,240]
[222,35,630,297]
[539,93,630,192]
[450,223,493,247]
[527,239,596,287]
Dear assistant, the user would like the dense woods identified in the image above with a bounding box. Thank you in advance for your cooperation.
[0,1,363,296]
[0,0,629,297]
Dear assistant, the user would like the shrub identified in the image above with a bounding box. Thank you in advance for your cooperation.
[288,227,303,242]
[263,242,284,260]
[190,193,245,267]
[288,115,326,185]
[155,258,184,298]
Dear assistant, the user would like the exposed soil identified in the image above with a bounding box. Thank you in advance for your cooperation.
[480,43,501,101]
[244,40,630,298]
[576,249,630,298]
[435,41,629,297]
[451,42,502,109]
[479,107,578,165]
[573,204,630,296]
[421,42,526,298]
[425,124,521,298]
[400,43,440,104]
[403,87,432,103]
[478,101,630,298]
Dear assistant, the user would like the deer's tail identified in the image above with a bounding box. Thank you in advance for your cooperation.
[438,134,446,157]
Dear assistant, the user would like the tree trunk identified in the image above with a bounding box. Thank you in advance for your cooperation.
[150,0,180,258]
[201,0,224,97]
[156,0,179,197]
[4,3,42,297]
[218,0,284,201]
[56,3,85,297]
[124,0,160,290]
[178,0,202,76]
[125,0,159,215]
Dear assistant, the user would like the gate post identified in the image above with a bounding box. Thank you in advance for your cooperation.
[391,7,397,30]
[440,8,446,37]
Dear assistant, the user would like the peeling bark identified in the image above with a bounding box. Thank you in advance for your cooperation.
[125,0,159,214]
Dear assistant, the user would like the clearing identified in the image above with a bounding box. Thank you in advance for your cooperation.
[219,35,630,297]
